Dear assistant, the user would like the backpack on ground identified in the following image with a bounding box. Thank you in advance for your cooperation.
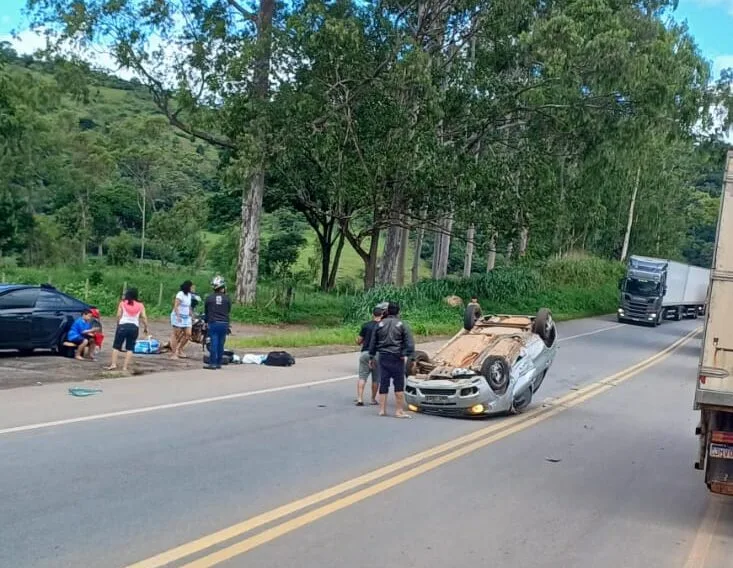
[263,351,295,367]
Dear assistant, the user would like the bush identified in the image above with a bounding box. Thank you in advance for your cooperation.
[107,232,135,266]
[345,257,624,324]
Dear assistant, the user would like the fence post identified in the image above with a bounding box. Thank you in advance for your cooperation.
[158,282,164,306]
[84,278,90,301]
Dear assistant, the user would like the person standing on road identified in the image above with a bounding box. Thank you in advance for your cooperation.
[203,276,232,370]
[355,304,386,406]
[170,280,194,360]
[107,288,149,372]
[368,302,415,418]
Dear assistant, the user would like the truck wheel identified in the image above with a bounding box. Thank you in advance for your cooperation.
[674,307,682,321]
[533,308,557,347]
[464,304,481,331]
[480,356,510,395]
[407,350,430,376]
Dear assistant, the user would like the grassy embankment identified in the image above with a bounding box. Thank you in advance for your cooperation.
[2,256,624,348]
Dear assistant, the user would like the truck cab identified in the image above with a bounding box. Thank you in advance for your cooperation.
[617,256,668,326]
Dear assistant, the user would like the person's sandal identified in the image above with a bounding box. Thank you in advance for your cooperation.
[355,401,364,406]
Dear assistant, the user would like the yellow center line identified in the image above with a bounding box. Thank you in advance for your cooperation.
[127,327,700,568]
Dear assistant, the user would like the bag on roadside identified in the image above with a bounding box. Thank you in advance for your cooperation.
[263,351,295,367]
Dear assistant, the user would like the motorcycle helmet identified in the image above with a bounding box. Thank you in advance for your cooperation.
[211,275,226,290]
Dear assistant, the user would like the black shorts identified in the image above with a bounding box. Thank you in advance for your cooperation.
[69,337,87,346]
[113,324,139,352]
[378,353,405,394]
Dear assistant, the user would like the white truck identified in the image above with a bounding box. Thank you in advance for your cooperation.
[694,149,733,496]
[617,256,709,325]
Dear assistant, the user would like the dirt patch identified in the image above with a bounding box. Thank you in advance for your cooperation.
[0,318,309,390]
[0,317,449,390]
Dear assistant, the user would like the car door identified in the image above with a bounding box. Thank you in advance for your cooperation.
[32,290,81,349]
[0,288,40,350]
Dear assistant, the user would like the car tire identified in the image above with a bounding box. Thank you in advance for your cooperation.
[407,350,430,376]
[480,356,510,395]
[512,388,532,413]
[464,304,480,331]
[533,308,557,348]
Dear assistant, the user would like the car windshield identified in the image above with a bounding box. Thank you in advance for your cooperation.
[625,278,659,296]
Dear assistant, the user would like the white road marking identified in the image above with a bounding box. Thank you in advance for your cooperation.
[0,320,629,436]
[557,323,623,342]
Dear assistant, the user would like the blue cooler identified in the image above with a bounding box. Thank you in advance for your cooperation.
[134,338,160,354]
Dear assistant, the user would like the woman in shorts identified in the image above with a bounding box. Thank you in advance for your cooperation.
[170,280,194,359]
[106,288,149,372]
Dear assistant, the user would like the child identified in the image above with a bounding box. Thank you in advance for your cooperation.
[89,308,104,361]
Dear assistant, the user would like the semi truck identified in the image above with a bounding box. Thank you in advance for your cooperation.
[617,255,709,326]
[695,150,733,496]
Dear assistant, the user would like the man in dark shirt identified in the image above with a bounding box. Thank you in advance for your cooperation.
[204,275,232,370]
[368,302,415,418]
[355,304,385,406]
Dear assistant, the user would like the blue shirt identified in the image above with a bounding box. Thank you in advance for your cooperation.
[68,318,93,342]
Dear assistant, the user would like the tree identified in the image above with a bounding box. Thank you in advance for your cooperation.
[27,0,278,303]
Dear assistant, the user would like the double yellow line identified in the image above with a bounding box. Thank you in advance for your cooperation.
[128,327,700,568]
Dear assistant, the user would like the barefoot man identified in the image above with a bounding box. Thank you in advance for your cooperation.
[368,302,415,418]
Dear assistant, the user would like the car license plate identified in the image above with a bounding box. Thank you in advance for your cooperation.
[425,395,449,403]
[710,444,733,460]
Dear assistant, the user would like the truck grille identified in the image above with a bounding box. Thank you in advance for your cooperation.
[623,298,652,316]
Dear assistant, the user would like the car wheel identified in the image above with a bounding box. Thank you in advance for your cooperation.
[464,304,480,331]
[407,350,430,376]
[480,356,510,395]
[512,388,532,413]
[533,308,557,348]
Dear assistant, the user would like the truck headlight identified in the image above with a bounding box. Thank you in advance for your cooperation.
[618,309,624,315]
[649,313,656,318]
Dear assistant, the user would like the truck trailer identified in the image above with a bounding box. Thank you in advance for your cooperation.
[617,256,709,326]
[695,150,733,496]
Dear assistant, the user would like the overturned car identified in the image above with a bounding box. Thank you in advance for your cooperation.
[405,307,558,417]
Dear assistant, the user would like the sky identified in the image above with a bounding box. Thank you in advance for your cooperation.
[1,0,733,78]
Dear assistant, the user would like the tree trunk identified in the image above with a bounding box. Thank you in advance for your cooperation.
[396,223,409,287]
[486,232,496,272]
[620,165,641,262]
[436,213,453,278]
[317,224,334,292]
[432,228,443,280]
[139,188,146,261]
[519,226,529,257]
[234,0,274,304]
[235,170,265,304]
[378,199,404,285]
[364,225,380,290]
[327,229,346,291]
[463,224,475,278]
[412,218,425,284]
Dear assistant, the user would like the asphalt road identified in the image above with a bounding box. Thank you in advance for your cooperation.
[1,315,731,568]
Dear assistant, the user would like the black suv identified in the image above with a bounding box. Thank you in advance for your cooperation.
[0,284,92,353]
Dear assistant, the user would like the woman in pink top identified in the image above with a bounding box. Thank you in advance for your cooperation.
[107,288,149,372]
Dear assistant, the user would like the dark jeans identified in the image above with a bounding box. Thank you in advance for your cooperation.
[378,352,405,394]
[207,322,228,368]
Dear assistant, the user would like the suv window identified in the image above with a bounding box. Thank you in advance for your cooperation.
[0,288,40,310]
[36,290,76,310]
